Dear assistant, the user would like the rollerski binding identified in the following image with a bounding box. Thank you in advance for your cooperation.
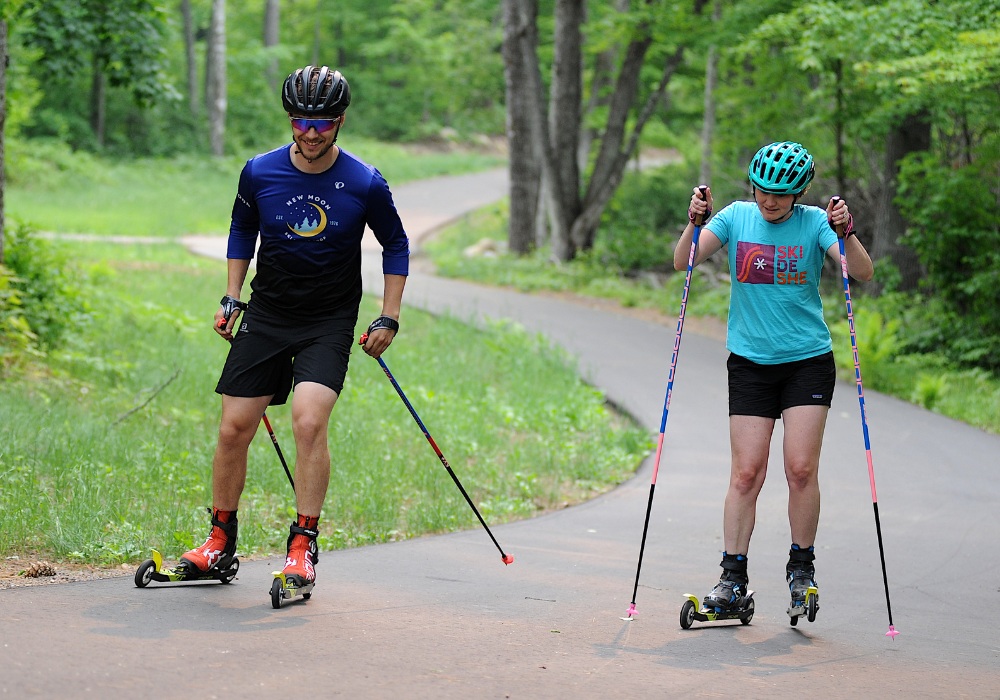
[786,544,818,626]
[271,516,320,609]
[680,553,755,629]
[135,509,240,588]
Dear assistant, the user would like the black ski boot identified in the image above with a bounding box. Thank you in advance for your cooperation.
[703,552,749,612]
[786,544,818,625]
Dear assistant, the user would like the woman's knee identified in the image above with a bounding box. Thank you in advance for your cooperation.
[730,461,767,496]
[785,460,818,491]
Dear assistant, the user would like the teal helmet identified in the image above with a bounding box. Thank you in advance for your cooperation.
[747,141,815,195]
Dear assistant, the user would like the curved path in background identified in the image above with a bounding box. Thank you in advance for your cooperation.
[3,169,999,699]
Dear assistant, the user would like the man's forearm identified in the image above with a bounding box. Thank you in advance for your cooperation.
[381,274,406,319]
[227,258,252,298]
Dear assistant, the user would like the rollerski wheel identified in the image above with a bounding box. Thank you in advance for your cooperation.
[679,591,755,629]
[270,571,315,609]
[135,558,157,588]
[680,599,696,630]
[133,549,241,588]
[788,585,819,626]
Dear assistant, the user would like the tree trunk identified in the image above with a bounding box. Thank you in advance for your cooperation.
[833,59,846,195]
[572,45,684,249]
[502,0,540,255]
[515,0,572,260]
[698,44,717,185]
[208,0,227,157]
[698,1,720,186]
[312,0,322,66]
[578,48,614,174]
[872,112,930,291]
[577,0,627,174]
[182,0,199,114]
[549,0,584,238]
[264,0,280,92]
[204,23,212,111]
[0,21,6,266]
[90,59,106,149]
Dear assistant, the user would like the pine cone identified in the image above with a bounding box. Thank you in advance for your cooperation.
[22,561,57,578]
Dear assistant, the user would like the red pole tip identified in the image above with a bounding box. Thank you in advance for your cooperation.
[502,554,513,565]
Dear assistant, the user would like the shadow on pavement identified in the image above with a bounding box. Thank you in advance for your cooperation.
[84,586,308,639]
[593,621,835,675]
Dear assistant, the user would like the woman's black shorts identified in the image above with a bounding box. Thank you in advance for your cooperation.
[216,307,358,406]
[727,351,836,419]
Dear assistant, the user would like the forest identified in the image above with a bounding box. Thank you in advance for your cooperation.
[0,0,997,404]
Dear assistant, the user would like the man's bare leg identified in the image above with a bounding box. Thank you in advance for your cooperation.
[178,394,273,573]
[279,381,338,585]
[289,381,339,516]
[212,394,274,510]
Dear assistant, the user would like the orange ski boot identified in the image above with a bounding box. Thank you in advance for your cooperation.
[176,509,238,577]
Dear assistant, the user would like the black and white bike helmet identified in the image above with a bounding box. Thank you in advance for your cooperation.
[282,66,351,117]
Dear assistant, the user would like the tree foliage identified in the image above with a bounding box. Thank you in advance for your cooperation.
[21,0,175,105]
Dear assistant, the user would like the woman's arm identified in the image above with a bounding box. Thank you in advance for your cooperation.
[673,186,724,271]
[824,197,874,281]
[826,236,874,282]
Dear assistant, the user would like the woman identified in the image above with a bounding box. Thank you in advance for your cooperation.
[675,141,874,620]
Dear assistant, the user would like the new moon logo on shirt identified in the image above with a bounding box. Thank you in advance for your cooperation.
[283,194,332,238]
[736,241,775,284]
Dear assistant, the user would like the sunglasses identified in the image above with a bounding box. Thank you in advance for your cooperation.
[289,116,341,134]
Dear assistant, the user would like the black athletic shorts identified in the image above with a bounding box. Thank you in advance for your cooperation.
[727,351,836,419]
[216,305,358,405]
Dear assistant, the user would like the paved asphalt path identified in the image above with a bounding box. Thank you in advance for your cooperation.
[3,169,999,699]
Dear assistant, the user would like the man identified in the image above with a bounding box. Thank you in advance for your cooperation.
[176,66,408,599]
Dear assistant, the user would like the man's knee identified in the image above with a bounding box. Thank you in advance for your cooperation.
[292,411,328,443]
[218,414,258,447]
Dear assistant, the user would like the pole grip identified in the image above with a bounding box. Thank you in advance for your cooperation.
[830,196,846,238]
[692,185,709,227]
[358,333,369,345]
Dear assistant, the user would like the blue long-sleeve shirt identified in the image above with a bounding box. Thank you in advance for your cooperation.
[228,144,409,319]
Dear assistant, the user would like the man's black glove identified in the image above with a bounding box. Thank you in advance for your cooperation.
[217,295,248,331]
[367,315,400,335]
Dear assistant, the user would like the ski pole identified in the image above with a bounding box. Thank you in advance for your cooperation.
[624,186,708,620]
[358,334,513,566]
[832,196,898,639]
[261,412,295,492]
[217,303,295,494]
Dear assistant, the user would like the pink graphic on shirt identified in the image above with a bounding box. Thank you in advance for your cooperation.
[736,241,775,284]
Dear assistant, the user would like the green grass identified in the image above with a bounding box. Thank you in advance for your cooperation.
[424,200,733,319]
[6,136,504,237]
[427,203,1000,434]
[0,242,649,562]
[829,306,1000,433]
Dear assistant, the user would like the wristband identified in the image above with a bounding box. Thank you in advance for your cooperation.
[367,315,400,335]
[218,296,248,329]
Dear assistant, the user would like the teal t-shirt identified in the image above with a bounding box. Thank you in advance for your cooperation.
[705,201,838,365]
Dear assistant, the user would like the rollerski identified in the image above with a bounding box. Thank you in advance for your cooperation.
[135,509,240,587]
[786,544,819,626]
[680,553,755,629]
[271,516,319,609]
